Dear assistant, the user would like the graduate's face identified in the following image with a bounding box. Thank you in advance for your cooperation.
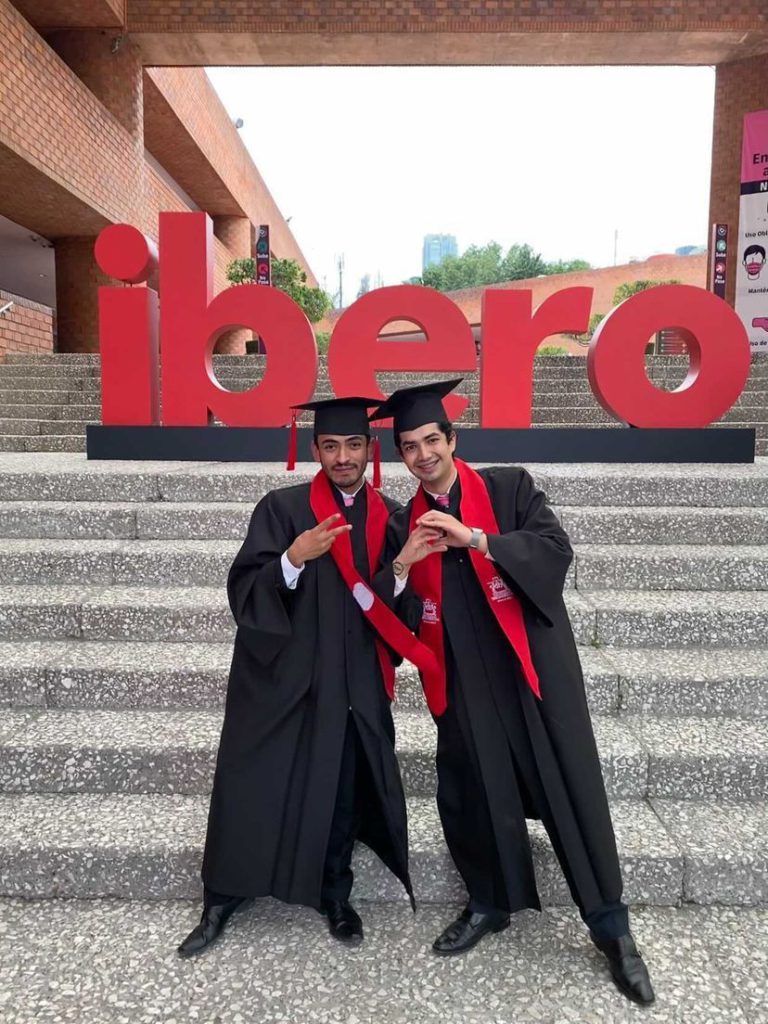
[312,434,372,491]
[397,423,456,490]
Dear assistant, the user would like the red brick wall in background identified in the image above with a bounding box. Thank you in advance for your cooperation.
[0,290,54,358]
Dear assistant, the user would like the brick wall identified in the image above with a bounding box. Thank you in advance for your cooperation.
[0,4,141,229]
[0,290,54,358]
[128,1,767,32]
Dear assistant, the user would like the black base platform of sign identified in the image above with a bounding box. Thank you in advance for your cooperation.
[86,426,756,463]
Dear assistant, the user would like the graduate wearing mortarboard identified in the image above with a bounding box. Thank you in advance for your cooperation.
[178,397,444,957]
[369,380,655,1007]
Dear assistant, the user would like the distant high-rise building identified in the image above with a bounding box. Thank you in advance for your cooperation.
[422,234,458,271]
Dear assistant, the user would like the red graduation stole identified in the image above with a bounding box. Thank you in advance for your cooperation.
[309,470,441,702]
[408,458,541,715]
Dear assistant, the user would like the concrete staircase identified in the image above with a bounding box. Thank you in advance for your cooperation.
[0,452,766,911]
[0,352,766,454]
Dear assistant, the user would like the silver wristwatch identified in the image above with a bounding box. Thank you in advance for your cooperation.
[468,527,484,550]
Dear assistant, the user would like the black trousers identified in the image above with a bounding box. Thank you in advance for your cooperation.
[206,713,365,910]
[320,713,365,904]
[436,684,629,942]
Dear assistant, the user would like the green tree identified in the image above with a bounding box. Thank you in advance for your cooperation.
[227,257,332,324]
[612,279,679,305]
[420,241,591,292]
[545,258,592,276]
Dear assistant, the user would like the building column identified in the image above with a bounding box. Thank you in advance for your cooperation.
[54,238,113,354]
[708,54,768,307]
[213,215,253,355]
[47,30,145,353]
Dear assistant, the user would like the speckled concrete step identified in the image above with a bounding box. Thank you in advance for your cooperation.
[1,792,764,907]
[538,464,768,508]
[574,544,768,591]
[0,537,765,590]
[585,590,768,647]
[2,640,766,718]
[0,640,620,713]
[1,584,767,647]
[0,708,764,801]
[1,902,766,1024]
[0,585,235,642]
[0,435,86,453]
[2,498,766,546]
[606,647,768,717]
[0,539,241,586]
[0,390,97,405]
[1,457,768,507]
[558,506,768,545]
[0,708,651,800]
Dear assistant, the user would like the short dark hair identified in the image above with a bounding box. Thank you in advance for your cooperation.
[394,420,455,451]
[744,244,766,260]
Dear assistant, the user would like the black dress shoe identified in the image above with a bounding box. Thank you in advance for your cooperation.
[321,899,364,944]
[177,897,245,958]
[432,907,510,955]
[590,932,656,1006]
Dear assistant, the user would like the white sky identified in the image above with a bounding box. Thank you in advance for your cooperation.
[207,65,715,301]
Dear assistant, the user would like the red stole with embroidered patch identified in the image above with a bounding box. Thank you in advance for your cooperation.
[407,458,540,715]
[309,470,441,702]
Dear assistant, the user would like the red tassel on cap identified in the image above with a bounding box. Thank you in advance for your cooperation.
[286,409,297,471]
[372,434,382,490]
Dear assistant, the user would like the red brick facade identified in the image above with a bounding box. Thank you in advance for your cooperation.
[0,290,54,359]
[0,0,313,353]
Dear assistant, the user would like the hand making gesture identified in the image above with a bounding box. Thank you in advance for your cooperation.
[286,514,352,568]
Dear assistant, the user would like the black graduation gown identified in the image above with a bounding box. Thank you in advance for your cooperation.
[202,481,415,909]
[387,466,624,920]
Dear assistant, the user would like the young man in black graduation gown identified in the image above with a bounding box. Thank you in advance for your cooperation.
[178,397,443,957]
[369,380,655,1007]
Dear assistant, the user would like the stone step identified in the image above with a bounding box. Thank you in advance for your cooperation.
[3,353,102,364]
[575,544,768,591]
[1,639,766,718]
[0,791,765,907]
[1,457,767,506]
[558,505,768,545]
[0,419,41,436]
[0,436,86,453]
[2,498,766,545]
[538,463,768,509]
[0,367,743,389]
[0,902,765,1024]
[0,708,618,799]
[0,708,764,801]
[0,389,97,405]
[0,583,736,648]
[582,590,768,647]
[0,537,765,591]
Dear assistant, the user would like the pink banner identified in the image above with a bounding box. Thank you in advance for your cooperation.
[741,110,768,184]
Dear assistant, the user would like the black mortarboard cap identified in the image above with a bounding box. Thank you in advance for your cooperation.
[367,378,463,433]
[291,396,379,436]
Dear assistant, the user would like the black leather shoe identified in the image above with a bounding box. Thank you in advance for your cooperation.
[432,907,510,955]
[321,899,364,944]
[177,897,245,958]
[590,932,656,1006]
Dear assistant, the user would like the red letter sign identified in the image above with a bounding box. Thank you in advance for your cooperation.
[95,224,160,426]
[159,212,317,426]
[328,286,476,422]
[588,285,751,426]
[480,288,592,427]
